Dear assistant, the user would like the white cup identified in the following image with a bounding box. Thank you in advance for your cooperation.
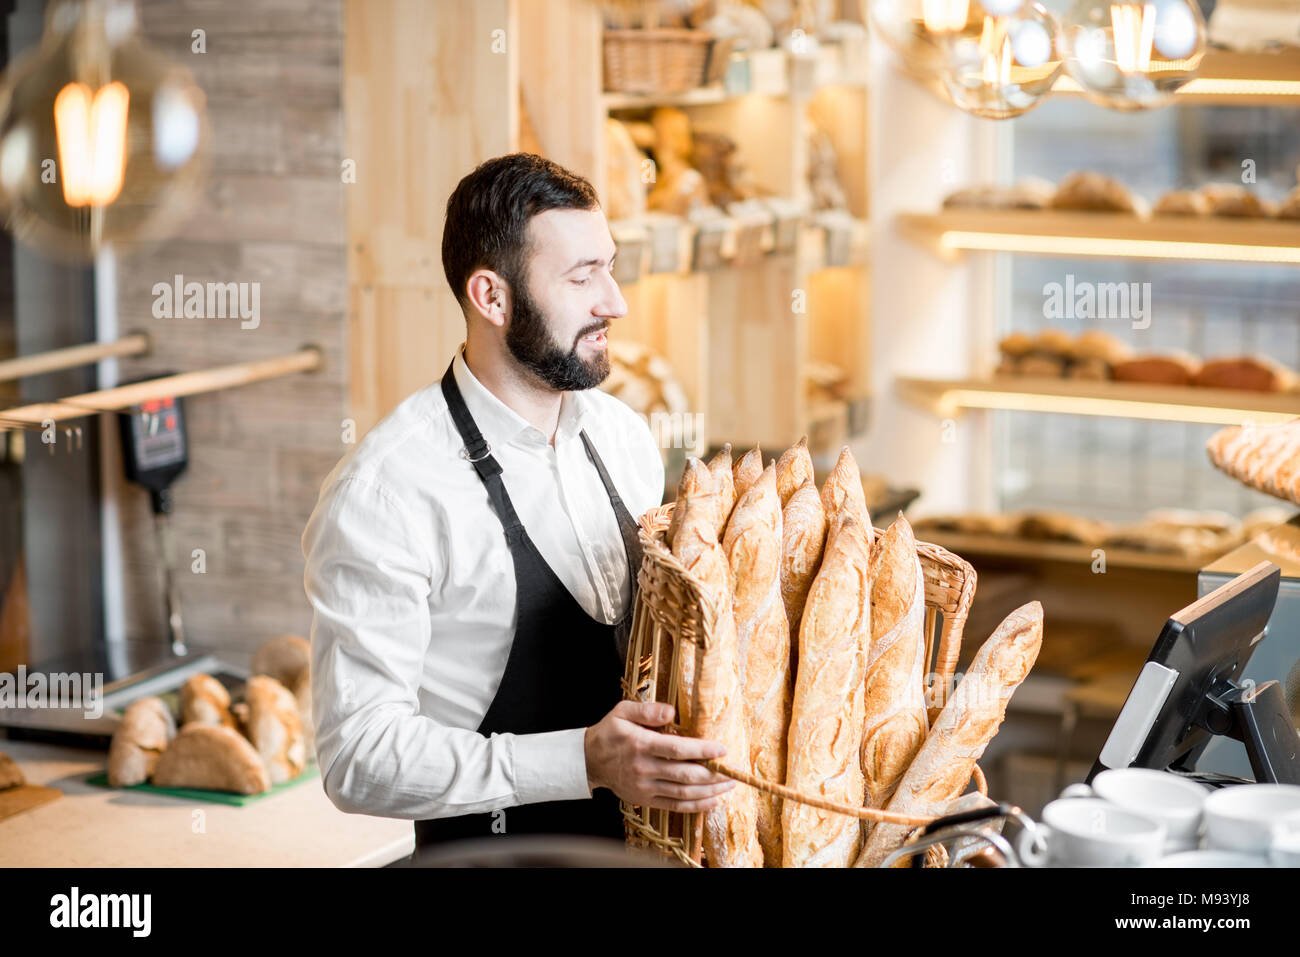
[1204,783,1300,855]
[1152,850,1269,868]
[1062,769,1208,852]
[1019,797,1167,867]
[1269,808,1300,867]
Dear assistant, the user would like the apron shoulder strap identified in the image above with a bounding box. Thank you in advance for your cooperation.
[440,361,526,541]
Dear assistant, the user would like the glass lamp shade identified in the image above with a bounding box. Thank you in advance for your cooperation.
[0,0,208,261]
[939,2,1063,118]
[1060,0,1206,110]
[870,0,989,79]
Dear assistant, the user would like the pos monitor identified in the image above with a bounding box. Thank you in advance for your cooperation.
[1088,560,1300,787]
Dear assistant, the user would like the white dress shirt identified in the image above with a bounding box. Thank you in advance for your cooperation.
[301,346,665,821]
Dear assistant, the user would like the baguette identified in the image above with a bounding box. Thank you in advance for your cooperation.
[775,436,814,508]
[860,514,928,838]
[106,696,176,787]
[783,510,872,868]
[151,724,271,795]
[670,475,763,868]
[732,446,764,503]
[722,463,791,867]
[779,478,827,660]
[708,444,736,538]
[820,446,872,532]
[855,601,1043,868]
[666,457,712,551]
[670,460,712,722]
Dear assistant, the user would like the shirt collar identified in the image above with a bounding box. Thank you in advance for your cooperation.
[451,346,591,451]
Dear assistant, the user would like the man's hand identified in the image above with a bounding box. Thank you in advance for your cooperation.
[584,700,736,812]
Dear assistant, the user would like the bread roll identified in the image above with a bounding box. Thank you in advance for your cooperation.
[667,457,712,550]
[775,436,814,508]
[180,674,236,729]
[779,478,827,665]
[733,446,764,503]
[855,601,1043,868]
[151,724,271,795]
[1051,171,1145,215]
[244,675,307,784]
[708,444,737,537]
[722,464,791,867]
[860,515,928,838]
[998,331,1035,359]
[252,634,313,751]
[1071,329,1132,365]
[107,696,177,787]
[1199,183,1274,218]
[0,751,23,790]
[820,446,871,532]
[670,478,763,868]
[1154,189,1208,216]
[783,511,872,868]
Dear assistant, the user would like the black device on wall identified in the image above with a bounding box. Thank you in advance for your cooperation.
[117,375,189,657]
[1088,560,1300,787]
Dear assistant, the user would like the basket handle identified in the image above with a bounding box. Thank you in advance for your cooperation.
[699,758,988,826]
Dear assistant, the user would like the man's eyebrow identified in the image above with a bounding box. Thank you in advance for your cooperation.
[565,253,616,273]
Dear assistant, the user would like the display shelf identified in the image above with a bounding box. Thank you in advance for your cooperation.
[896,208,1300,265]
[896,375,1300,426]
[1052,48,1300,107]
[919,530,1209,573]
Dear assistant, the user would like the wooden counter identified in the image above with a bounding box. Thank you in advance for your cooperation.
[0,739,414,867]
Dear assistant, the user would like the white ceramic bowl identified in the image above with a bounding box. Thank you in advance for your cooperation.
[1204,783,1300,854]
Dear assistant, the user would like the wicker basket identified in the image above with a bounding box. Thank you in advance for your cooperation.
[604,27,716,94]
[621,501,980,867]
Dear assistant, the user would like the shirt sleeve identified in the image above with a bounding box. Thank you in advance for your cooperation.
[302,475,593,820]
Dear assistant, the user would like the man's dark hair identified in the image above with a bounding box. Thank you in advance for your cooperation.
[441,153,600,312]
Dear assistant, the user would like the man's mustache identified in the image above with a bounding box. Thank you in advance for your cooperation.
[573,321,610,346]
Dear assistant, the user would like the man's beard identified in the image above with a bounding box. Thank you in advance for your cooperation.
[503,274,610,391]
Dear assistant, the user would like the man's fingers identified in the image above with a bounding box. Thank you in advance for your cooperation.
[648,779,736,801]
[642,730,726,762]
[612,699,676,727]
[646,757,734,787]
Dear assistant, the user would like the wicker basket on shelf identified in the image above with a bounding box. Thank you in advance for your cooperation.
[603,0,719,94]
[621,501,981,867]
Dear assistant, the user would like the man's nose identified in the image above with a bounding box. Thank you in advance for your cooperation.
[599,271,628,320]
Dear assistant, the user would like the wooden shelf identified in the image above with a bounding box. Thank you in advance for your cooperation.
[921,530,1209,573]
[1052,48,1300,107]
[897,375,1300,426]
[897,208,1300,265]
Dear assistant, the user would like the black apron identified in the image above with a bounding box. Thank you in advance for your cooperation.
[413,360,643,847]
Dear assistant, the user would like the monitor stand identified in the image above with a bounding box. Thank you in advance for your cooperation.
[1201,679,1300,786]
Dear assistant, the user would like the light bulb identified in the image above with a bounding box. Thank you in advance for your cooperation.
[940,2,1063,118]
[0,0,208,260]
[872,0,979,79]
[1060,0,1206,110]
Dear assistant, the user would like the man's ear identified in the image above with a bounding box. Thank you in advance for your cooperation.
[466,269,509,329]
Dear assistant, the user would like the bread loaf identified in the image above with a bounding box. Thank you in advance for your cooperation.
[708,444,737,537]
[151,724,271,794]
[780,478,828,655]
[1194,357,1295,393]
[1206,419,1300,506]
[244,675,307,784]
[783,511,872,867]
[820,446,871,531]
[107,696,177,787]
[1153,189,1208,216]
[775,436,814,507]
[670,476,763,868]
[1051,171,1145,215]
[722,464,791,867]
[180,674,236,729]
[1200,183,1274,218]
[860,515,928,837]
[1113,353,1202,385]
[732,446,764,503]
[855,601,1043,868]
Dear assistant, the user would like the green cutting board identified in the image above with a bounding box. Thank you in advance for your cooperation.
[85,762,319,806]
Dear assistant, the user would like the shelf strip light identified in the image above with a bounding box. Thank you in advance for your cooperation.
[936,388,1299,426]
[938,230,1300,265]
